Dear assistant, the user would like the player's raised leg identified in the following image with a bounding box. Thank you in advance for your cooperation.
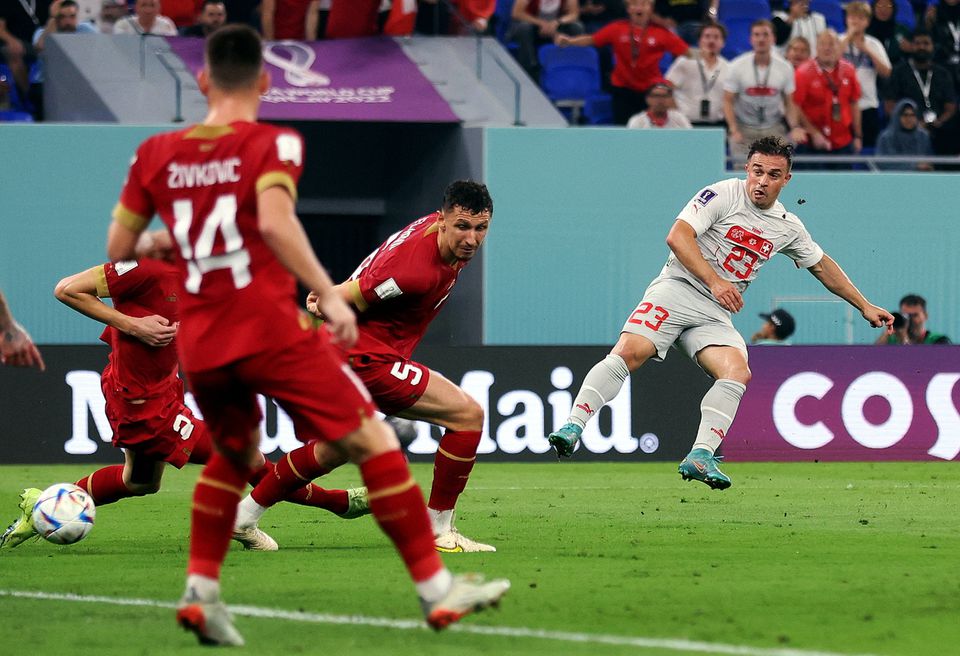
[548,332,657,457]
[397,369,493,553]
[677,345,750,490]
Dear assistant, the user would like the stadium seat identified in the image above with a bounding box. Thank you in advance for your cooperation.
[718,0,770,21]
[538,44,604,123]
[584,92,614,124]
[810,0,845,31]
[493,0,514,44]
[722,17,754,59]
[897,1,917,28]
[0,110,34,122]
[0,64,31,114]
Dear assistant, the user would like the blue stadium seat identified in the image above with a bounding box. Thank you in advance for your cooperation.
[584,92,614,124]
[722,17,754,59]
[0,110,34,122]
[538,44,604,123]
[897,1,917,28]
[0,64,31,114]
[718,0,770,21]
[810,0,845,31]
[493,0,514,43]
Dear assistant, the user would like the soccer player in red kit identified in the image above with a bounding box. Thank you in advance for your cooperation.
[234,181,496,553]
[0,251,366,549]
[105,25,508,646]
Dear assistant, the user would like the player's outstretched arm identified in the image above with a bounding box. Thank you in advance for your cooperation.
[0,290,45,371]
[258,186,357,347]
[807,254,894,331]
[54,266,177,347]
[666,220,744,313]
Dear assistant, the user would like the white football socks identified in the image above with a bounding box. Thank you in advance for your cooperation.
[415,568,454,603]
[428,508,454,536]
[234,495,266,529]
[567,354,631,429]
[692,378,747,454]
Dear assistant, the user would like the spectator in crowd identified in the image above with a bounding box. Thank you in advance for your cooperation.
[723,19,809,160]
[794,29,862,160]
[842,1,892,148]
[665,22,728,126]
[579,0,625,33]
[261,0,320,40]
[180,0,225,36]
[113,0,178,34]
[159,0,202,28]
[785,35,811,68]
[509,0,584,80]
[33,0,96,53]
[925,0,960,72]
[876,98,934,169]
[557,0,688,124]
[773,0,827,56]
[884,29,958,155]
[0,289,45,370]
[94,0,130,33]
[652,0,717,45]
[751,308,796,345]
[877,294,952,343]
[627,82,693,127]
[0,0,51,104]
[868,0,912,66]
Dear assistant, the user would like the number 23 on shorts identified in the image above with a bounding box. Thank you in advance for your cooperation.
[628,302,669,331]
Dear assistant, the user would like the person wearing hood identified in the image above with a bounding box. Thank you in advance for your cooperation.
[883,28,958,154]
[867,0,912,66]
[876,98,934,169]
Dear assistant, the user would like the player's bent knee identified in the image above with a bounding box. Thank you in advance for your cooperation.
[455,395,484,431]
[612,335,655,371]
[340,417,401,464]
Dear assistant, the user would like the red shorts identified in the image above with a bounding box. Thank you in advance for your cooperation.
[348,352,431,416]
[102,377,209,469]
[186,330,376,455]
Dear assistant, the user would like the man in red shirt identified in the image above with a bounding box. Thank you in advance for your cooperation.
[261,0,319,40]
[234,181,497,553]
[106,25,508,645]
[557,0,689,124]
[794,29,863,157]
[1,252,365,548]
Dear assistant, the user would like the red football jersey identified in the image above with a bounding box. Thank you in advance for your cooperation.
[98,258,180,399]
[345,213,466,360]
[114,121,310,372]
[593,20,688,92]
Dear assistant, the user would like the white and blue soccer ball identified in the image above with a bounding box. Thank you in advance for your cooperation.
[31,483,96,545]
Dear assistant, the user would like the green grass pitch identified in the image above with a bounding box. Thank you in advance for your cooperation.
[1,461,958,656]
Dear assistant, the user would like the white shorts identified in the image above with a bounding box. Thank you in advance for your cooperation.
[620,276,748,361]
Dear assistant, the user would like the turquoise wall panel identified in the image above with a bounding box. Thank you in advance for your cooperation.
[0,124,169,344]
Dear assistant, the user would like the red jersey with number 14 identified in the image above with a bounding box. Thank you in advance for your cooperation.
[114,121,311,373]
[98,258,180,400]
[345,212,466,360]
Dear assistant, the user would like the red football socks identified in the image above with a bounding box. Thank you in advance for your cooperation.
[361,450,442,582]
[250,441,334,509]
[75,465,131,506]
[428,430,481,511]
[186,453,251,579]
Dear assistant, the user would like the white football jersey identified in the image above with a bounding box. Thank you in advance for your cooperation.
[659,177,824,298]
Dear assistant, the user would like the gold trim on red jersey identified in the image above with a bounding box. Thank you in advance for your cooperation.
[345,279,369,312]
[94,265,109,298]
[112,203,149,232]
[183,125,235,140]
[255,171,297,200]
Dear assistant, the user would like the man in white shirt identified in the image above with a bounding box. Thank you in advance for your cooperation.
[841,1,892,147]
[627,83,693,128]
[666,22,728,126]
[723,19,810,161]
[548,136,893,489]
[113,0,177,35]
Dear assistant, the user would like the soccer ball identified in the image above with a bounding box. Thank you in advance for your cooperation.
[31,483,96,545]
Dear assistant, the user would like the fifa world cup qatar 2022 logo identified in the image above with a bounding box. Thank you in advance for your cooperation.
[260,42,395,104]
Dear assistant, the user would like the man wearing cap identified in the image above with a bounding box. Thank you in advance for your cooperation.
[751,308,796,344]
[626,83,693,128]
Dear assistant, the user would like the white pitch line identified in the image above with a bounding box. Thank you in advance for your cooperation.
[0,589,879,656]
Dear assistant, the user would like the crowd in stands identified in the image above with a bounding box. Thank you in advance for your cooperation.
[3,0,960,164]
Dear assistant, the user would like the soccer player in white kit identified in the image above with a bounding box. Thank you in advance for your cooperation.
[548,136,894,489]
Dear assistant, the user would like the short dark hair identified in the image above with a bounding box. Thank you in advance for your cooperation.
[202,0,225,8]
[59,0,79,10]
[699,21,727,41]
[911,27,932,41]
[751,18,774,32]
[442,180,493,216]
[747,136,794,169]
[899,294,927,309]
[205,24,262,90]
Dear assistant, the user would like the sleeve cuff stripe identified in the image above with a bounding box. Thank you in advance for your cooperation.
[112,203,149,232]
[256,172,298,200]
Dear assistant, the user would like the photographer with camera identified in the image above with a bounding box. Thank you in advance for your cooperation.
[877,293,951,344]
